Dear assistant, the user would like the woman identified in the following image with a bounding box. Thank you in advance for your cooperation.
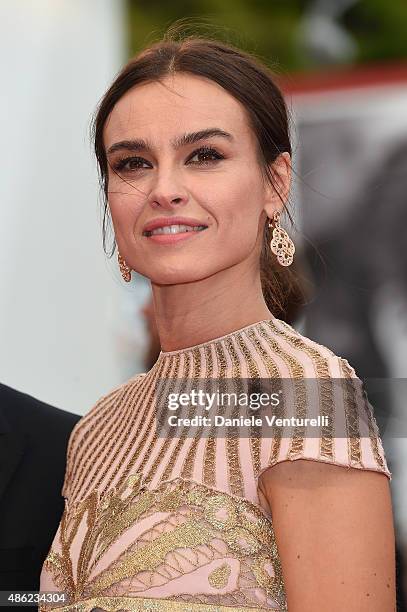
[40,34,396,611]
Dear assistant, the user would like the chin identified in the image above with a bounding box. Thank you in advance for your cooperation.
[146,266,213,286]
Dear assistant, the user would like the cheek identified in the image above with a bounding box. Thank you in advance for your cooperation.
[108,193,142,242]
[215,179,263,244]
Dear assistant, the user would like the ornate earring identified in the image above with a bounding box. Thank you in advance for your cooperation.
[268,211,295,267]
[118,252,132,282]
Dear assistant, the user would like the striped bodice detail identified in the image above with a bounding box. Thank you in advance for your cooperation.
[62,317,390,508]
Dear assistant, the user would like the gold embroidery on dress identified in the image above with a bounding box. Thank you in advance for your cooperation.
[43,319,391,612]
[339,358,386,471]
[202,345,217,488]
[339,358,363,467]
[105,370,161,494]
[71,373,151,501]
[233,335,263,479]
[43,476,287,611]
[157,353,195,484]
[181,345,214,480]
[69,390,119,499]
[140,355,182,486]
[208,563,231,589]
[203,343,228,488]
[266,319,335,462]
[256,324,305,465]
[224,338,245,497]
[40,595,277,612]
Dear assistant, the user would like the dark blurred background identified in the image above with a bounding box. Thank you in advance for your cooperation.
[127,0,407,69]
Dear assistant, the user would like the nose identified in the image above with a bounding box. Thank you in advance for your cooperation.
[146,167,189,210]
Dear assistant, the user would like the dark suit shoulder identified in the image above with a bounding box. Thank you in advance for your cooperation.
[0,383,80,435]
[0,384,80,590]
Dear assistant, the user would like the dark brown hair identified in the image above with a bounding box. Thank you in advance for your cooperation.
[91,30,305,320]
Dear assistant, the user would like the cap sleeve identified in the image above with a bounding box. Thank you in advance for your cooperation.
[257,355,391,481]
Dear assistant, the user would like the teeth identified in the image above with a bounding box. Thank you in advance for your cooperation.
[146,224,207,236]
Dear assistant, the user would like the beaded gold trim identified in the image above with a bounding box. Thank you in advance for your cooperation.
[40,595,276,611]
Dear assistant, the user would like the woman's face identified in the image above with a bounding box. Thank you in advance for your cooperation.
[104,72,286,284]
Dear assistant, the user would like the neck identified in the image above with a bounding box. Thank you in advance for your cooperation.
[151,264,273,352]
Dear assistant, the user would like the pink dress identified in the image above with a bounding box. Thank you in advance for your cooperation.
[40,317,391,611]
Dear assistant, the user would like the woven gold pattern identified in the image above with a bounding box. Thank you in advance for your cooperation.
[42,476,286,611]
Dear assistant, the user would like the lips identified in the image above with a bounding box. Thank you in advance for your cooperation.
[146,225,207,237]
[142,216,208,235]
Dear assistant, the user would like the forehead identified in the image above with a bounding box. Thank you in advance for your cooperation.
[103,73,254,147]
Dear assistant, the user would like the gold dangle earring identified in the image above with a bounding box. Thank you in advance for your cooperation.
[118,252,132,282]
[268,211,295,267]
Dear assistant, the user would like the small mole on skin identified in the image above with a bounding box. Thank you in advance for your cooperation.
[373,572,376,576]
[366,593,370,597]
[297,554,300,559]
[387,584,390,588]
[341,581,344,585]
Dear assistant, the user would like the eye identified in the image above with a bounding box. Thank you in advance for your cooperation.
[111,156,151,173]
[187,146,224,165]
[111,146,224,174]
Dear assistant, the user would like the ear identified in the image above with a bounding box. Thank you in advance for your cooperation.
[263,152,292,218]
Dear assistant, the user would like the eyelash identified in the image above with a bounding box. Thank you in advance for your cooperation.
[112,146,224,173]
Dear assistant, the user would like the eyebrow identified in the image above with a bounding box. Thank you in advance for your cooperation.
[106,128,233,156]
